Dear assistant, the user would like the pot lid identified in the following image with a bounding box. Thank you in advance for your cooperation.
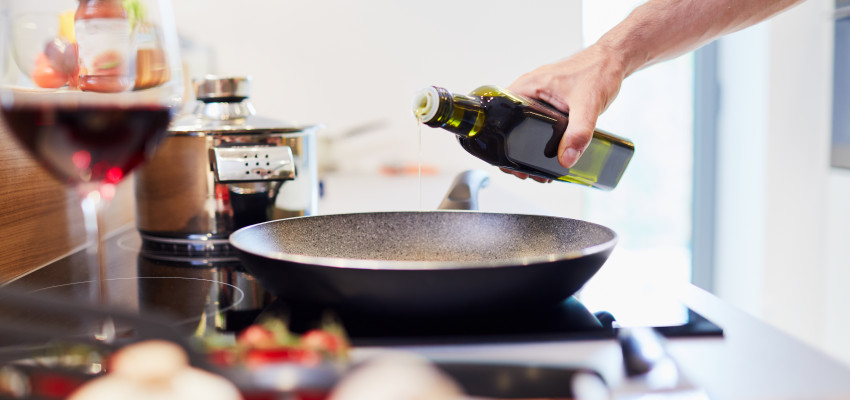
[169,76,318,135]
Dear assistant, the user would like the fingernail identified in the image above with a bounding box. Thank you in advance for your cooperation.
[562,148,580,167]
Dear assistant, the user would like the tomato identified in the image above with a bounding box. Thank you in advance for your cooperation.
[201,318,348,374]
[237,325,277,349]
[244,347,321,369]
[31,372,87,399]
[294,389,330,400]
[32,53,69,88]
[300,330,345,355]
[206,348,237,367]
[241,391,279,400]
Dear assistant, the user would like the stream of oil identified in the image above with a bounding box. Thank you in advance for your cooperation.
[416,115,424,261]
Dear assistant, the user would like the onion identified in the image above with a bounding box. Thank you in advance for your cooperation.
[69,340,240,400]
[330,353,464,400]
[110,340,188,384]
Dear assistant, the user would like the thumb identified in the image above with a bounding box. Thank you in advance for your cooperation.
[558,104,598,168]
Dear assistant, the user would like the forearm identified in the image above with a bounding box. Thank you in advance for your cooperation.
[505,0,805,172]
[599,0,804,77]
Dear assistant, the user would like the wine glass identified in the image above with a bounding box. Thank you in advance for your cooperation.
[0,0,183,334]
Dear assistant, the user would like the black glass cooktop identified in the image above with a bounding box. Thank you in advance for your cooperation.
[258,296,721,347]
[3,229,722,346]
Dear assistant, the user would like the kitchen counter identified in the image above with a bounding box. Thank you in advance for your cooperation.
[5,171,850,399]
[353,282,850,400]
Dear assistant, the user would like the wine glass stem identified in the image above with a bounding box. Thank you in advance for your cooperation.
[80,189,118,342]
[80,189,107,305]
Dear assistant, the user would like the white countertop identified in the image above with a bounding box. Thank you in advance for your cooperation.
[317,172,850,399]
[350,283,850,400]
[667,284,850,399]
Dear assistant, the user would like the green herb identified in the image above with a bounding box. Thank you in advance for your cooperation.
[122,0,146,30]
[95,59,120,70]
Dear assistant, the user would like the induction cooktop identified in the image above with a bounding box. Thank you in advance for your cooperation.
[3,229,722,346]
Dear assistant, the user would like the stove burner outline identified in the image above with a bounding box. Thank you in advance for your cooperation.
[29,276,247,327]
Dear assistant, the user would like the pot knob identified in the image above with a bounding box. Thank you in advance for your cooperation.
[195,76,251,101]
[192,76,255,121]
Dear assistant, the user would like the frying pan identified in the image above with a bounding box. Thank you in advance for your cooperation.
[230,170,617,316]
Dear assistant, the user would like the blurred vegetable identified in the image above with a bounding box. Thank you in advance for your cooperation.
[122,0,146,30]
[68,340,241,400]
[329,353,463,400]
[43,38,78,75]
[197,317,349,370]
[58,10,76,42]
[32,53,69,89]
[244,347,322,369]
[302,330,346,357]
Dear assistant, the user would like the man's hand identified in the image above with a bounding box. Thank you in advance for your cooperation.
[508,43,627,169]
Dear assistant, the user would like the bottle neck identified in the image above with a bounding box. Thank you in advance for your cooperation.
[412,86,451,125]
[412,86,483,137]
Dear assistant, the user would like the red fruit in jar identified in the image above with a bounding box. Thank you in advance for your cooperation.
[91,50,124,75]
[32,53,69,88]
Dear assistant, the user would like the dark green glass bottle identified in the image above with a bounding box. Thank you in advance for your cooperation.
[412,85,634,190]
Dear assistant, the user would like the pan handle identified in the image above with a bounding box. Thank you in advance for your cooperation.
[438,169,490,211]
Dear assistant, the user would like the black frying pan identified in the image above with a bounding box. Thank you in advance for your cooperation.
[229,171,617,316]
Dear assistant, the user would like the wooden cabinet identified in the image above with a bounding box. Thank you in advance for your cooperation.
[0,115,134,282]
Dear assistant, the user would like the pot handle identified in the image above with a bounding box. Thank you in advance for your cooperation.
[210,145,296,183]
[438,169,490,211]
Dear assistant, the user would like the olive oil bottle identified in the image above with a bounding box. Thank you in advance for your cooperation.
[412,85,634,190]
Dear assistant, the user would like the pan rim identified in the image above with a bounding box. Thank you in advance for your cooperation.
[228,210,618,271]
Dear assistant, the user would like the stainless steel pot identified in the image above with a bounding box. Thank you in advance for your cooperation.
[135,76,319,255]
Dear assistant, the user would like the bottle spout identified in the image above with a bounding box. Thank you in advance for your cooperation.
[411,86,441,123]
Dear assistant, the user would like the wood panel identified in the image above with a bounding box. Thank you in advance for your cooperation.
[0,114,135,283]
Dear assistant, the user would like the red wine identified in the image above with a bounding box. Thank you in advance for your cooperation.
[1,105,172,185]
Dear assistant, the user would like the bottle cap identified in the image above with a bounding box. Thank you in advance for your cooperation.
[411,86,440,123]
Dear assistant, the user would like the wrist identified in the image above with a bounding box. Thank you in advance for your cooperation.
[593,2,665,78]
[587,40,632,82]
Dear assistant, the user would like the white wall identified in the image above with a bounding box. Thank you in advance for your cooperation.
[825,170,850,364]
[714,0,850,364]
[715,19,770,327]
[170,0,587,217]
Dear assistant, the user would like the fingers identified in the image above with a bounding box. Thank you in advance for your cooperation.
[499,168,552,183]
[504,44,625,177]
[507,66,599,169]
[507,71,543,99]
[558,101,598,168]
[500,167,529,180]
[530,175,553,183]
